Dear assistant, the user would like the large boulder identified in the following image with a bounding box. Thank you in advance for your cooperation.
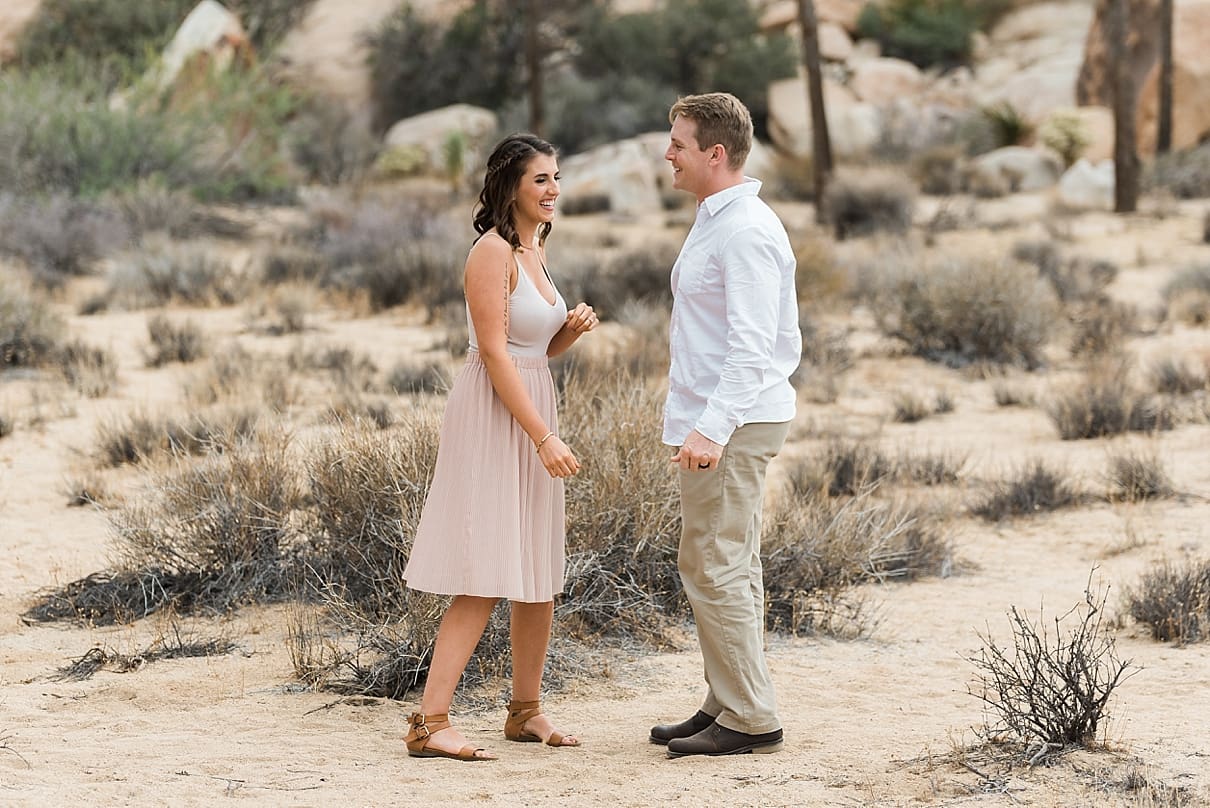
[970,146,1064,192]
[1057,158,1115,210]
[559,138,663,217]
[819,21,853,62]
[378,104,498,179]
[768,73,882,159]
[760,0,865,33]
[972,2,1093,121]
[0,0,41,65]
[1076,0,1165,108]
[848,57,924,106]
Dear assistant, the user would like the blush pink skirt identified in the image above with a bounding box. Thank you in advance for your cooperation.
[403,350,565,602]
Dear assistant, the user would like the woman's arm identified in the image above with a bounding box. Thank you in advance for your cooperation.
[465,239,579,478]
[546,302,597,357]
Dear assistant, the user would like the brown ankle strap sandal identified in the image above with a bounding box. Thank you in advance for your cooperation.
[504,700,581,747]
[405,712,493,761]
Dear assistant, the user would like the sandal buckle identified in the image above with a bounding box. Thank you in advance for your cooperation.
[411,714,431,739]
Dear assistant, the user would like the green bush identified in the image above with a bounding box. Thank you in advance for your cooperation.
[18,0,195,76]
[857,0,1008,70]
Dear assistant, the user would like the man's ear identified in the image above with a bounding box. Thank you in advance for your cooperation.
[710,144,727,166]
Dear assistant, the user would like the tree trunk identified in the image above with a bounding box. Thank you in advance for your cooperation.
[1110,0,1140,212]
[797,0,832,225]
[523,0,545,137]
[1157,0,1174,153]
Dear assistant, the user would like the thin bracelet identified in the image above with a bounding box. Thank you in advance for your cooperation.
[534,431,555,453]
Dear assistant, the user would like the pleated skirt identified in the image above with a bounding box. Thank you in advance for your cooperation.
[403,350,565,602]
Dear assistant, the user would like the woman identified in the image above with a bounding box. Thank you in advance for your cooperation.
[402,133,597,761]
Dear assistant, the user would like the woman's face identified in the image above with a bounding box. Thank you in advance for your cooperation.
[511,153,560,231]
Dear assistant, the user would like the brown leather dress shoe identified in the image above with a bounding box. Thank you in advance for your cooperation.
[665,722,784,758]
[649,710,716,745]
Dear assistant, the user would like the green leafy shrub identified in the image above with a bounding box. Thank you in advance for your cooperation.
[1038,109,1090,168]
[18,0,195,75]
[856,0,1009,70]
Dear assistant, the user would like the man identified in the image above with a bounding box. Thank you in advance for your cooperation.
[651,93,801,758]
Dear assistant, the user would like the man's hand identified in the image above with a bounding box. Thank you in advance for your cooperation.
[671,430,724,472]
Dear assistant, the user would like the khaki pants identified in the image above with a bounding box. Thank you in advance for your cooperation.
[677,420,790,735]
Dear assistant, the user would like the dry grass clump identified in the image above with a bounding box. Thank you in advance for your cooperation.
[0,193,128,287]
[1162,264,1210,326]
[1104,446,1173,503]
[300,194,464,315]
[1,275,64,368]
[968,582,1137,760]
[63,473,112,507]
[892,388,952,423]
[868,254,1058,368]
[972,459,1082,521]
[26,433,306,625]
[762,487,953,635]
[992,377,1036,408]
[1146,354,1207,395]
[826,168,916,240]
[1126,559,1210,644]
[55,338,118,397]
[183,345,298,411]
[1047,364,1173,440]
[794,234,846,302]
[386,360,447,394]
[795,316,853,403]
[562,240,679,320]
[144,315,207,367]
[54,624,236,681]
[1012,240,1117,305]
[788,438,895,498]
[0,413,13,439]
[1069,300,1138,358]
[102,238,247,309]
[897,447,967,486]
[94,407,260,467]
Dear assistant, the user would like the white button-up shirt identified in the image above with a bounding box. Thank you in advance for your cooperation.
[663,178,801,447]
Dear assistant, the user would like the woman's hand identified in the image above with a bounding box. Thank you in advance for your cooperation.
[565,302,598,334]
[537,435,580,478]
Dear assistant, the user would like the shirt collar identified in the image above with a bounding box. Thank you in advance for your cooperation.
[700,177,762,217]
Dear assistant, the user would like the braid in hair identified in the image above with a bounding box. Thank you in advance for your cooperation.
[473,133,557,250]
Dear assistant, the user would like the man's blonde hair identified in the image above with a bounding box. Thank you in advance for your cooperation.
[669,92,753,170]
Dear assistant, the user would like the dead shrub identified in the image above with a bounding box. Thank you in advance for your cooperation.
[1047,364,1173,440]
[0,193,128,287]
[0,413,13,439]
[827,169,916,240]
[913,144,965,195]
[94,407,260,467]
[892,389,952,423]
[968,581,1137,759]
[868,254,1058,368]
[1,275,64,368]
[1126,559,1210,644]
[1146,355,1207,395]
[1163,264,1210,326]
[795,316,853,404]
[183,344,298,410]
[762,487,953,635]
[568,241,679,320]
[144,315,207,367]
[897,448,966,486]
[1012,240,1117,305]
[787,438,895,498]
[1069,300,1138,358]
[55,623,236,681]
[1105,446,1173,503]
[386,360,446,395]
[55,338,118,397]
[992,378,1035,408]
[972,459,1082,521]
[104,239,246,308]
[289,344,378,394]
[63,473,111,507]
[794,234,846,302]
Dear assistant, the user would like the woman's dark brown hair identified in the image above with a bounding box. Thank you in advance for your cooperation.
[473,133,557,250]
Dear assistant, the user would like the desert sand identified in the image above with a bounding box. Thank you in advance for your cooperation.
[2,196,1210,807]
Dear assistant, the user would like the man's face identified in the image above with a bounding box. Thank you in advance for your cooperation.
[665,115,713,200]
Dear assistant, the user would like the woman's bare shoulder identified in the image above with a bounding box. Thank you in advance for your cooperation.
[466,232,514,275]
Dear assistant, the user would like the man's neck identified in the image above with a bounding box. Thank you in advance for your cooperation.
[696,170,747,204]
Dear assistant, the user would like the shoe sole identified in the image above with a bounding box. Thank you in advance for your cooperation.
[666,740,784,759]
[649,736,670,746]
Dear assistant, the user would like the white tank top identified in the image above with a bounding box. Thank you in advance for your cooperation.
[467,237,568,359]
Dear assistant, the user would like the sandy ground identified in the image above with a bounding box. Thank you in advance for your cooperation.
[3,201,1210,807]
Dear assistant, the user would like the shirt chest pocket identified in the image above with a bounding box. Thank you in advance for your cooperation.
[675,244,722,297]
